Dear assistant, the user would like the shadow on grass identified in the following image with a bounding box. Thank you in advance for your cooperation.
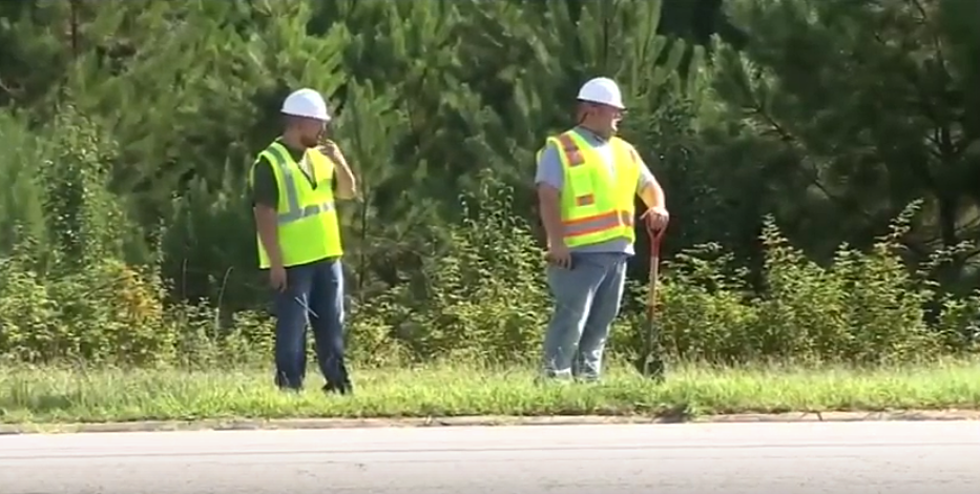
[0,390,83,413]
[653,403,695,422]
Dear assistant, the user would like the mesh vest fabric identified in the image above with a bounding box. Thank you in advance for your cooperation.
[249,141,344,268]
[537,130,641,247]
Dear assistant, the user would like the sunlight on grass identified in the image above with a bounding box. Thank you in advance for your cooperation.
[2,360,979,424]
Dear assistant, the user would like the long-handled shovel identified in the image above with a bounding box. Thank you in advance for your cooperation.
[639,224,666,381]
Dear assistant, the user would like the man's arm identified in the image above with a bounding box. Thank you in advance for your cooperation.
[250,157,284,268]
[332,159,357,200]
[535,142,566,248]
[321,142,357,200]
[635,152,667,210]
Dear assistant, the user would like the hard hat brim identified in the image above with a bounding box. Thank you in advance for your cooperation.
[281,110,331,122]
[576,98,626,110]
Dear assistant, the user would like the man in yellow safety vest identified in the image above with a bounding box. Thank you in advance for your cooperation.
[248,88,358,394]
[534,77,670,381]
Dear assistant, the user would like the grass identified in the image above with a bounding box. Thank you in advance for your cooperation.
[1,360,979,425]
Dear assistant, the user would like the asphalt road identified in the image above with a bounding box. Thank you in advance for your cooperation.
[1,421,979,494]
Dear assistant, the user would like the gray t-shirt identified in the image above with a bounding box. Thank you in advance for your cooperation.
[534,126,657,256]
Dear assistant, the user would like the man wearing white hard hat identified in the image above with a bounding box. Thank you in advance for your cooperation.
[534,76,669,381]
[248,88,358,394]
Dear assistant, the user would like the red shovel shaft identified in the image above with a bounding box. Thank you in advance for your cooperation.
[640,223,667,379]
[646,225,665,317]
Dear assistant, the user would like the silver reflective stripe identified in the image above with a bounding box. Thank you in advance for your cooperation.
[296,201,335,218]
[266,144,335,225]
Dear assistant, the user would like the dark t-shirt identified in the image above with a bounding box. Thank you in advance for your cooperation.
[248,140,310,209]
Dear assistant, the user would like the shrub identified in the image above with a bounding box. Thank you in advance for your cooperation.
[348,172,551,364]
[0,256,176,365]
[646,243,763,364]
[641,205,975,366]
[1,159,977,368]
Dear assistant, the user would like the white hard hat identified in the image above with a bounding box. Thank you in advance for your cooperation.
[576,77,625,110]
[281,88,331,122]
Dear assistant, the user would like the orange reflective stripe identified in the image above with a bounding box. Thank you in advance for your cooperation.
[576,194,595,206]
[563,210,634,238]
[557,133,585,167]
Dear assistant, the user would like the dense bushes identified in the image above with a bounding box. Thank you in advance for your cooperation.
[1,110,977,368]
[3,195,979,368]
[2,0,978,370]
[646,210,980,365]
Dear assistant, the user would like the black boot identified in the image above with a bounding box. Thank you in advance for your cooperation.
[322,380,353,396]
[275,372,304,392]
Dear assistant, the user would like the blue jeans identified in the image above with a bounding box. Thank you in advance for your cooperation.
[541,252,628,380]
[272,257,350,391]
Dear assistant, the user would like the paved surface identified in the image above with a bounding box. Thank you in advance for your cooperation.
[1,421,978,493]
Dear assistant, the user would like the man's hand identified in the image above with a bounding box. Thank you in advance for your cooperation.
[319,139,359,200]
[269,265,287,292]
[318,139,347,165]
[640,205,669,232]
[546,241,572,269]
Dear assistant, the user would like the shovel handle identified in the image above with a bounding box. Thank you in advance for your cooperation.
[646,225,665,313]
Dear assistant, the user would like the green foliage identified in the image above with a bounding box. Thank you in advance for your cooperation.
[0,112,49,257]
[350,171,551,364]
[625,203,977,366]
[0,0,978,369]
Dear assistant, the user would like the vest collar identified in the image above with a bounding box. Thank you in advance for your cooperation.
[573,125,612,144]
[274,137,310,163]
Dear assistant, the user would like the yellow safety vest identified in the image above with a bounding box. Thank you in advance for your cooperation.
[537,130,641,248]
[248,141,344,269]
